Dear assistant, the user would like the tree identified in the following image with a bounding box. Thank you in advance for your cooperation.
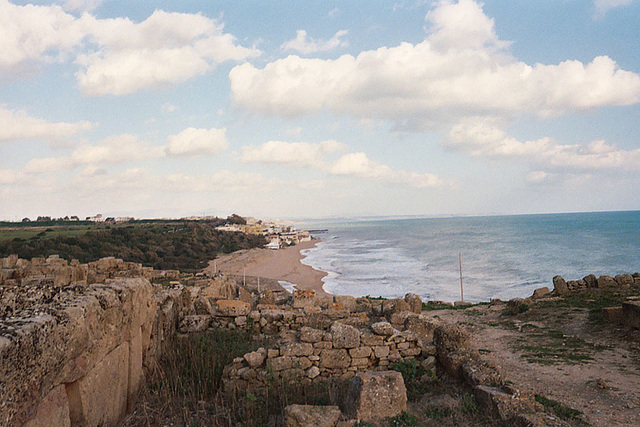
[226,214,246,225]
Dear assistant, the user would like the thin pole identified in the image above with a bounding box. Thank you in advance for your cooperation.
[459,252,464,302]
[258,276,260,293]
[243,268,246,287]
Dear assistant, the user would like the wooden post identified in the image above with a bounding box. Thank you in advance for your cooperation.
[459,252,464,303]
[243,268,246,287]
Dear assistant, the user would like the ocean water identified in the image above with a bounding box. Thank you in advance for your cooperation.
[298,211,640,302]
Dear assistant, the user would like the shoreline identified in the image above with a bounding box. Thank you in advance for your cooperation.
[207,239,331,297]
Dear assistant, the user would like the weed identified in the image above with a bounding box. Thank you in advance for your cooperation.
[386,411,419,426]
[390,358,435,400]
[460,392,480,415]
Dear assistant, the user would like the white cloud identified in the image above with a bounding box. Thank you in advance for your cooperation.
[594,0,634,17]
[0,0,84,71]
[164,171,272,193]
[165,127,229,156]
[445,116,640,173]
[61,0,102,13]
[240,140,346,168]
[331,152,442,187]
[0,2,260,94]
[162,103,177,114]
[0,106,93,143]
[281,30,348,54]
[240,140,443,188]
[230,1,640,123]
[0,169,23,185]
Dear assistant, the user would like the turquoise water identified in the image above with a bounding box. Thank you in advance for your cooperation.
[299,211,640,302]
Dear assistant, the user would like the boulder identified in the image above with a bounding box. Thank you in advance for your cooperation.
[284,404,342,427]
[343,371,407,422]
[334,295,358,312]
[280,342,314,357]
[404,315,441,340]
[370,321,397,336]
[596,275,617,288]
[404,293,422,314]
[507,298,529,315]
[531,287,550,299]
[300,326,324,343]
[293,289,318,309]
[615,274,634,287]
[622,301,640,329]
[583,274,598,288]
[331,322,360,349]
[552,276,569,296]
[244,351,265,369]
[474,385,542,421]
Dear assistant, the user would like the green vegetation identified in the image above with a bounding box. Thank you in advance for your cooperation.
[512,324,602,365]
[534,394,587,425]
[535,287,640,324]
[0,220,266,272]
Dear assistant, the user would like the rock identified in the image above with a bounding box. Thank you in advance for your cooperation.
[319,349,351,369]
[280,342,314,357]
[513,412,571,427]
[307,366,320,379]
[421,356,436,370]
[178,314,211,333]
[370,321,397,336]
[404,293,422,314]
[300,326,324,343]
[284,404,342,427]
[349,346,372,359]
[552,275,569,296]
[215,300,251,317]
[583,274,598,288]
[615,274,634,287]
[622,301,640,329]
[244,351,265,369]
[602,306,623,323]
[23,385,71,427]
[433,324,469,354]
[474,385,542,421]
[596,275,617,288]
[334,295,358,312]
[268,356,294,371]
[507,298,529,315]
[404,315,440,341]
[343,371,407,422]
[331,322,360,349]
[531,287,550,299]
[293,289,318,309]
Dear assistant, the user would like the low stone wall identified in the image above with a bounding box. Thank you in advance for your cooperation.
[549,272,640,296]
[222,318,437,393]
[0,256,189,427]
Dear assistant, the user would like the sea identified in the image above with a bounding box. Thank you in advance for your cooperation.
[297,211,640,303]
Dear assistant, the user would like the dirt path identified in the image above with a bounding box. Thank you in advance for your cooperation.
[427,300,640,426]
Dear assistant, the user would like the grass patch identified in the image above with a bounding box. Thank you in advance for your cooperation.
[391,358,438,401]
[514,327,598,365]
[535,394,587,424]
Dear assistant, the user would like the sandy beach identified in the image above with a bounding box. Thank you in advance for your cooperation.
[206,239,330,297]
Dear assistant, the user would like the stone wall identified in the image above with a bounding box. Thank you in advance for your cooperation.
[0,255,189,427]
[549,272,640,296]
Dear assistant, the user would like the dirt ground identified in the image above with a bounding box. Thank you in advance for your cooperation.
[426,294,640,426]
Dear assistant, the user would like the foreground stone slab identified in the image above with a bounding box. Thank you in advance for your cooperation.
[623,301,640,329]
[343,371,407,422]
[284,404,342,427]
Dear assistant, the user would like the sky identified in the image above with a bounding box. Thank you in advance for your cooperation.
[1,0,639,221]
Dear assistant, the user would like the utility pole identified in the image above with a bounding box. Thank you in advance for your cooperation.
[459,252,464,303]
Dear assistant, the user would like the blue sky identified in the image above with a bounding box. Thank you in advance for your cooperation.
[1,0,639,220]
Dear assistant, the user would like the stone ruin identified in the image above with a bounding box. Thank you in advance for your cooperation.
[2,253,611,426]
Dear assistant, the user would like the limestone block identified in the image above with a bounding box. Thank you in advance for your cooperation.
[373,345,390,359]
[66,343,130,427]
[552,275,569,295]
[300,326,324,343]
[597,275,617,288]
[531,287,550,299]
[307,366,320,379]
[474,385,542,421]
[615,274,634,287]
[24,384,71,427]
[281,342,314,357]
[2,254,19,269]
[343,371,407,422]
[349,346,372,359]
[293,289,317,309]
[623,301,640,329]
[334,295,358,312]
[216,300,251,317]
[284,404,342,427]
[243,351,265,369]
[268,356,294,371]
[178,315,211,333]
[351,357,370,368]
[319,349,351,369]
[583,274,598,288]
[360,333,384,346]
[602,306,624,323]
[400,347,421,357]
[404,293,422,314]
[330,322,360,349]
[127,328,144,412]
[370,321,397,336]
